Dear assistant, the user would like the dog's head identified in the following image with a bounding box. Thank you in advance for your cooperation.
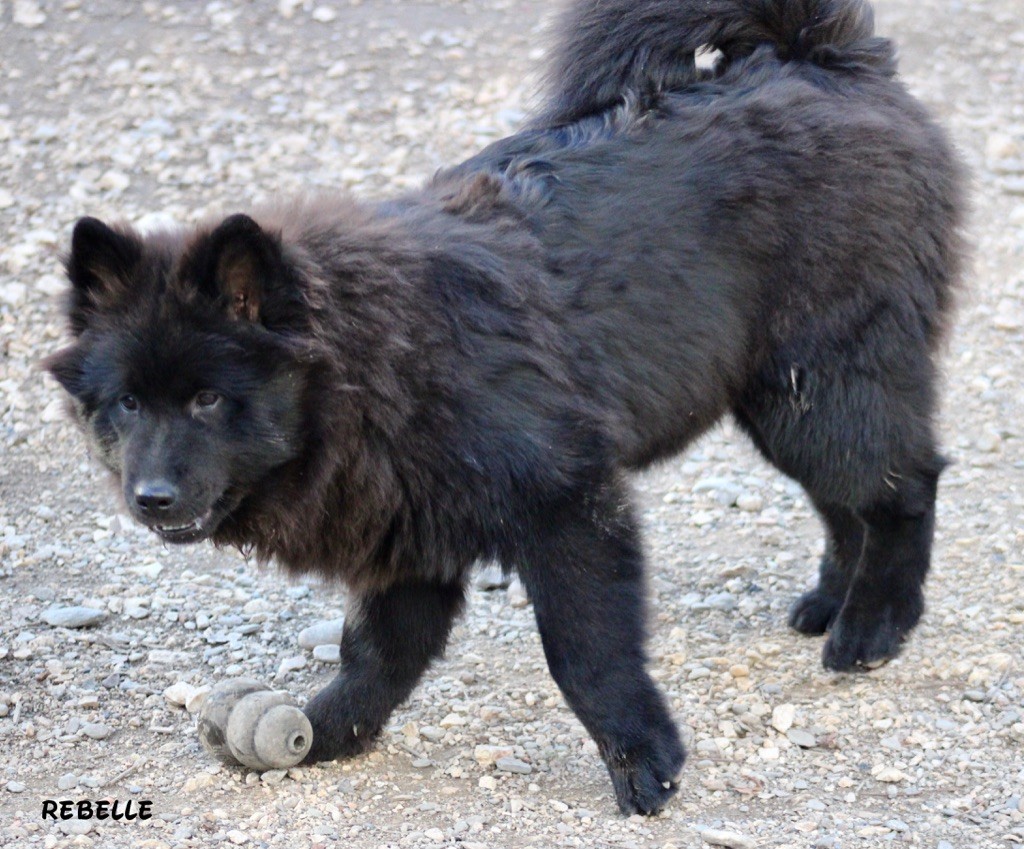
[44,214,311,543]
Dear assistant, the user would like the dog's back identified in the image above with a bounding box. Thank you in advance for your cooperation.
[444,0,963,473]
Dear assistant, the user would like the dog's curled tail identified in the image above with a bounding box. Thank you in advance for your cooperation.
[534,0,895,126]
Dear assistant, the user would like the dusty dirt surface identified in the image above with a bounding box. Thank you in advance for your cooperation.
[0,1,1022,847]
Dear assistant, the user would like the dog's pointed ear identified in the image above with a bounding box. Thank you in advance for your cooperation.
[64,217,142,332]
[41,345,85,397]
[206,214,280,323]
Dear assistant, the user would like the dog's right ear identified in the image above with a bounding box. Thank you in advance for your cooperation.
[64,217,142,333]
[203,213,280,323]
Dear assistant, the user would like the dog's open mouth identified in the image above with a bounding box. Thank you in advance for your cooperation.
[154,509,215,543]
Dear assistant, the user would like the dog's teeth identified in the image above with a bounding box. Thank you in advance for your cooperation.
[157,522,197,533]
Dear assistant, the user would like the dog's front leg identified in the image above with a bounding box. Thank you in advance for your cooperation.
[515,484,685,815]
[302,578,465,763]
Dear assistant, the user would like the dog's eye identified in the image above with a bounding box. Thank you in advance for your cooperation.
[119,394,139,412]
[194,391,221,409]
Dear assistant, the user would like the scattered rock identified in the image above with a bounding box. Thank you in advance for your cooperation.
[13,0,46,28]
[311,6,337,23]
[507,577,530,608]
[275,655,307,680]
[439,712,466,728]
[495,756,532,774]
[312,644,341,663]
[771,703,796,733]
[182,772,218,794]
[41,606,107,629]
[185,687,211,715]
[148,649,189,666]
[699,827,757,849]
[298,618,345,649]
[98,169,131,193]
[419,726,445,743]
[993,299,1023,331]
[474,744,514,766]
[736,492,764,512]
[163,682,199,707]
[700,592,738,612]
[261,769,288,785]
[986,131,1019,160]
[0,282,28,305]
[81,722,114,740]
[475,563,510,591]
[787,728,817,748]
[875,766,906,783]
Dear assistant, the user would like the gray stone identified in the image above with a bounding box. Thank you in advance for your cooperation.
[163,682,198,707]
[699,828,756,849]
[700,592,738,612]
[507,577,529,608]
[41,606,107,629]
[298,618,345,649]
[148,649,189,665]
[787,728,817,748]
[474,744,514,765]
[736,492,765,512]
[312,644,341,663]
[495,756,532,774]
[13,1,46,29]
[81,722,113,740]
[261,769,288,785]
[475,563,510,591]
[275,655,307,680]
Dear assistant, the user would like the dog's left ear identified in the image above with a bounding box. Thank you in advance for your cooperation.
[42,345,86,397]
[206,214,281,323]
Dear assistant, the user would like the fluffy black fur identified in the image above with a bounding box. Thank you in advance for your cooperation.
[45,0,965,815]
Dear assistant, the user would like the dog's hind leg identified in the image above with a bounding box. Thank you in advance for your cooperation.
[820,460,941,671]
[301,577,465,763]
[734,408,867,635]
[788,500,865,636]
[511,479,684,815]
[735,320,944,671]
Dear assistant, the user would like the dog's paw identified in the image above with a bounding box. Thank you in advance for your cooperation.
[300,693,378,764]
[821,594,923,672]
[604,726,685,815]
[300,725,374,765]
[788,588,842,635]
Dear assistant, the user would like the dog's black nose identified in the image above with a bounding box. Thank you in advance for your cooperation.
[134,480,179,513]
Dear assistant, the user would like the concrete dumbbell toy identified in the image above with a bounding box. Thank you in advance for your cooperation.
[197,678,313,770]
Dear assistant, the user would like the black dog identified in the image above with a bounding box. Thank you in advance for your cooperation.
[45,0,964,815]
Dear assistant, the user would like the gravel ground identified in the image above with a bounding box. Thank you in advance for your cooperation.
[1,1,1022,847]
